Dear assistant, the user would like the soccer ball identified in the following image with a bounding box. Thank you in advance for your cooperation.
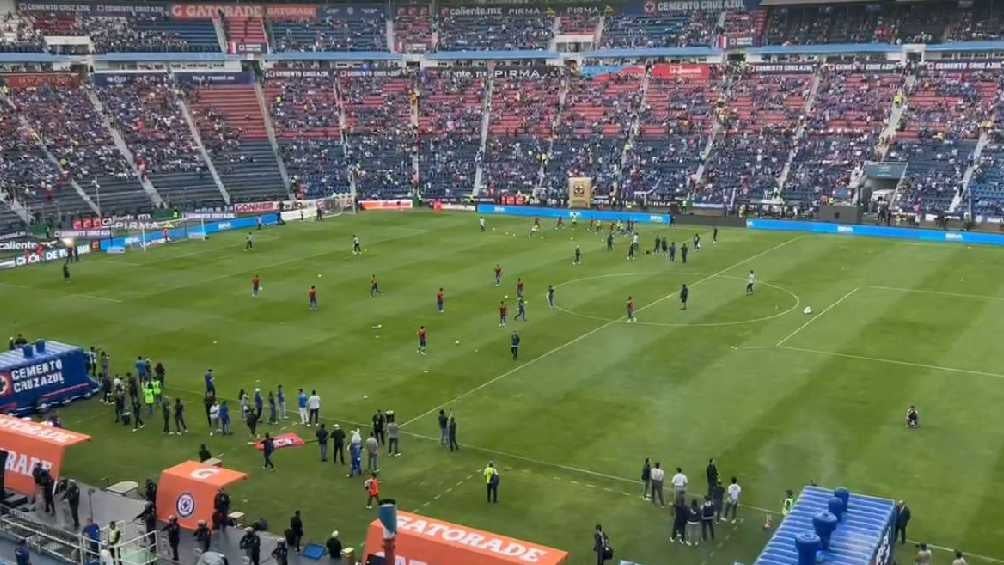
[455,340,460,345]
[803,306,813,315]
[504,295,509,299]
[318,273,323,278]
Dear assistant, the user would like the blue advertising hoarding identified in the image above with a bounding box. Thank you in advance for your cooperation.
[0,342,99,416]
[477,204,672,225]
[99,213,280,251]
[747,219,1004,246]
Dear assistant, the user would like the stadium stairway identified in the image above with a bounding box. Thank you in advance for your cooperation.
[472,72,495,195]
[189,85,287,202]
[177,96,231,205]
[84,89,165,209]
[254,81,292,193]
[952,130,992,212]
[774,70,822,198]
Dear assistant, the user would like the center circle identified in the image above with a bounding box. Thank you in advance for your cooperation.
[554,272,800,327]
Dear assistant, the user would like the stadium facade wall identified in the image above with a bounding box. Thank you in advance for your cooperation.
[747,219,1004,246]
[477,204,672,225]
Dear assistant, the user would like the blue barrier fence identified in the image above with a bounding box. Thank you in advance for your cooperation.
[747,219,1004,246]
[100,213,280,251]
[477,204,673,225]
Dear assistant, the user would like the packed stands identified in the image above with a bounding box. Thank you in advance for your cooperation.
[340,74,415,197]
[266,73,350,198]
[416,70,485,197]
[0,101,89,222]
[946,0,1004,42]
[888,65,999,212]
[1,14,43,53]
[81,16,219,53]
[186,84,288,203]
[785,67,904,206]
[601,11,720,48]
[702,69,812,204]
[558,13,600,35]
[11,83,149,215]
[483,74,560,192]
[764,4,896,45]
[545,70,642,194]
[394,5,434,53]
[95,75,221,209]
[438,7,554,51]
[269,7,386,52]
[626,65,720,200]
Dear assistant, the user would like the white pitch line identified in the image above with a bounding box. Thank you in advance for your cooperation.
[778,345,1004,380]
[402,235,805,428]
[868,285,1004,302]
[776,286,859,347]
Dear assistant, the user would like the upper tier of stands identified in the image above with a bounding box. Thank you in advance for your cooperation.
[438,8,553,51]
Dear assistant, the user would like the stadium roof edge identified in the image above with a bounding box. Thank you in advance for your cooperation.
[926,40,1004,52]
[0,52,72,63]
[748,43,900,55]
[426,50,556,61]
[94,52,240,62]
[589,47,722,58]
[266,51,402,62]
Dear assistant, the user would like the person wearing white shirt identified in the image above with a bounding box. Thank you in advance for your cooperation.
[307,391,321,426]
[671,468,688,504]
[724,477,741,523]
[649,463,666,506]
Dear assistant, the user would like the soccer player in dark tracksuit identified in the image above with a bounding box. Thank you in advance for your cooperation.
[163,516,181,561]
[680,284,689,310]
[606,232,614,251]
[516,297,527,321]
[510,331,520,360]
[681,243,688,263]
[669,242,676,262]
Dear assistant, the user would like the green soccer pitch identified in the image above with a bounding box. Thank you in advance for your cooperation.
[3,210,1004,565]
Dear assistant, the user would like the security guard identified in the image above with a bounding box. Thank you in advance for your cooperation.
[151,377,162,404]
[143,382,156,416]
[782,489,795,516]
[484,461,499,504]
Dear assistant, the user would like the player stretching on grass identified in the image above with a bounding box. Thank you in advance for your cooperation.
[498,301,508,328]
[417,326,428,355]
[494,264,503,287]
[626,296,637,323]
[252,274,262,297]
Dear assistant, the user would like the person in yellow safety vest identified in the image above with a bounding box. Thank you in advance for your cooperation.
[484,461,499,504]
[782,489,795,517]
[143,382,156,417]
[151,378,162,403]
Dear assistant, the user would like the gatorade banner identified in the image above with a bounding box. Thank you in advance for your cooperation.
[254,433,304,451]
[0,415,90,495]
[366,512,568,564]
[157,461,248,530]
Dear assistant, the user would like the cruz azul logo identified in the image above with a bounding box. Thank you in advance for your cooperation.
[176,493,196,517]
[0,372,12,397]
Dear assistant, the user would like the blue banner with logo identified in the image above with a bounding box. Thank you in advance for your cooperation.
[747,219,1004,246]
[478,204,672,225]
[0,342,99,416]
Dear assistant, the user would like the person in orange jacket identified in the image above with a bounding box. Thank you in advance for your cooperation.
[364,473,380,509]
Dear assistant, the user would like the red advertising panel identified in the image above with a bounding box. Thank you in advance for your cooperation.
[0,73,80,89]
[651,63,711,80]
[358,199,414,211]
[233,201,279,214]
[0,415,90,495]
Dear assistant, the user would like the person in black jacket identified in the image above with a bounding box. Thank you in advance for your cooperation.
[161,397,171,434]
[289,511,304,552]
[331,424,346,464]
[895,500,911,544]
[194,520,211,553]
[671,499,688,543]
[262,433,275,470]
[63,479,80,529]
[710,480,725,523]
[163,515,181,561]
[448,415,459,451]
[174,398,188,434]
[136,502,158,552]
[593,524,610,565]
[701,495,716,541]
[213,489,231,531]
[706,458,719,495]
[272,540,288,565]
[316,424,329,462]
[240,528,261,565]
[326,531,342,564]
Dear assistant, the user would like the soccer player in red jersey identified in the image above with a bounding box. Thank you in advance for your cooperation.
[252,274,262,297]
[436,288,445,313]
[417,326,428,355]
[494,265,503,287]
[308,286,318,311]
[498,301,508,328]
[626,296,636,323]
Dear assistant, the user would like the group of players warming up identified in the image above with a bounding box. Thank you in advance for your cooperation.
[245,218,757,360]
